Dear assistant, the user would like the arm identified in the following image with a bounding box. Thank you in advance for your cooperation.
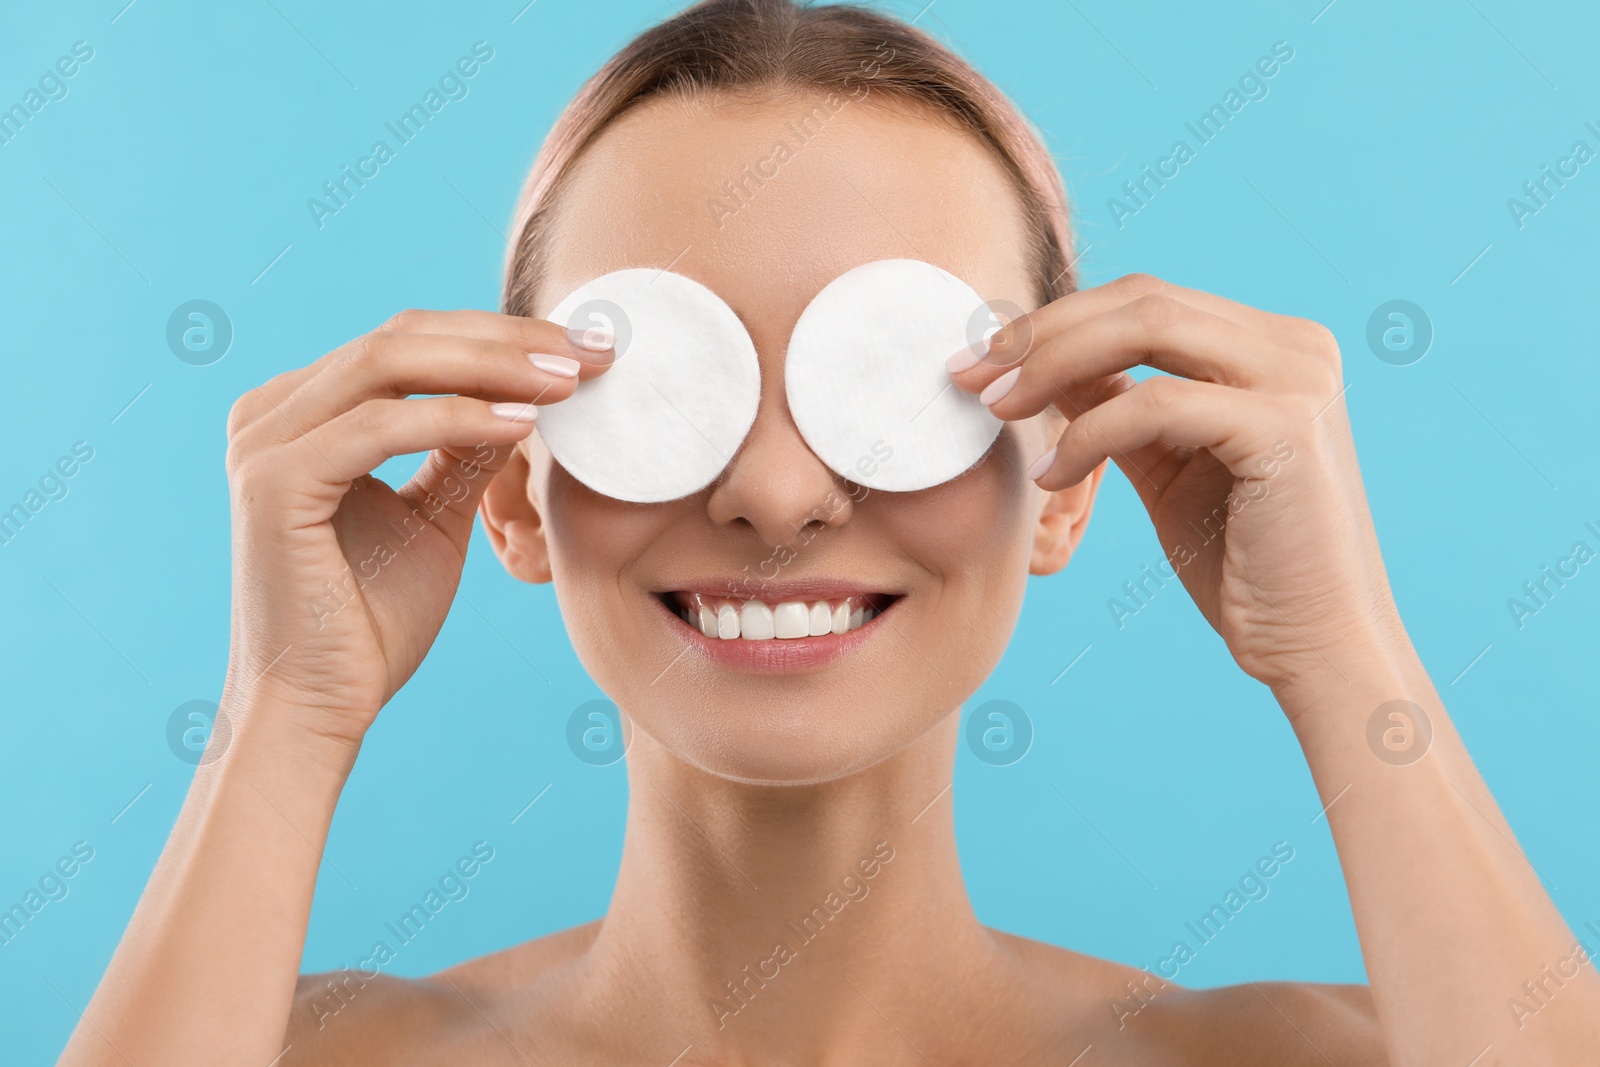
[951,270,1600,1066]
[59,309,612,1065]
[1278,631,1600,1065]
[58,703,356,1065]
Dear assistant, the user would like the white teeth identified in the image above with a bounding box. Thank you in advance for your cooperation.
[674,593,889,640]
[773,601,810,639]
[740,600,776,640]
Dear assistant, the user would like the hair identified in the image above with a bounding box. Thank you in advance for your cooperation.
[500,0,1076,318]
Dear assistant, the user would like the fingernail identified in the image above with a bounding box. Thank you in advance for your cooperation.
[567,326,615,352]
[530,353,581,377]
[1026,446,1057,481]
[491,402,539,422]
[980,366,1022,406]
[946,339,986,373]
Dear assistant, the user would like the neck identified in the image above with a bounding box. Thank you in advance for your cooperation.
[578,712,1006,1060]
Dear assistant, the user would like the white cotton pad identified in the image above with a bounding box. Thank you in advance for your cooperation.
[784,258,1004,492]
[539,268,761,503]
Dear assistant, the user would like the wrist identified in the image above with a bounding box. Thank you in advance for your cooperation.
[1268,625,1430,740]
[211,684,367,787]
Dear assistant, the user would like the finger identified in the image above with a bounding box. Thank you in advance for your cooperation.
[395,440,522,547]
[1029,375,1286,489]
[962,296,1291,420]
[255,331,589,446]
[226,309,615,438]
[377,308,618,374]
[981,273,1313,369]
[263,396,540,493]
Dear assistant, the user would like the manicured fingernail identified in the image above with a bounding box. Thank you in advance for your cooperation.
[946,339,986,373]
[491,402,538,422]
[530,353,581,377]
[1026,446,1057,481]
[980,366,1022,406]
[567,326,614,352]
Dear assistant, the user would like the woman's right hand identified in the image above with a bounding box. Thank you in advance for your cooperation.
[221,309,613,751]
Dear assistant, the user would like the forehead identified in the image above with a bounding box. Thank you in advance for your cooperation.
[536,89,1037,332]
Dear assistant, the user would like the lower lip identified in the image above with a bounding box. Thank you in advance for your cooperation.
[654,595,897,673]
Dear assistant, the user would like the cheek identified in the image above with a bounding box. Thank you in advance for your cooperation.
[885,426,1037,633]
[543,465,663,648]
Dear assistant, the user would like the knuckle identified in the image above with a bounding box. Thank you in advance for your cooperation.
[226,392,258,439]
[1295,317,1340,359]
[1131,292,1184,333]
[1139,374,1180,407]
[346,397,387,436]
[1115,272,1165,300]
[1062,411,1092,452]
[348,331,390,369]
[226,449,269,492]
[381,307,427,334]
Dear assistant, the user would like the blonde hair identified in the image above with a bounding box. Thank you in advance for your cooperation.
[501,0,1075,316]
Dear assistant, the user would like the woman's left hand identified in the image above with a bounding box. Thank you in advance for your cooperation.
[950,272,1404,692]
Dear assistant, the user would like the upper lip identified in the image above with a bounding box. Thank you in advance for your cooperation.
[654,577,902,602]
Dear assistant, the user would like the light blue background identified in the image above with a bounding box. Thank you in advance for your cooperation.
[3,0,1597,1061]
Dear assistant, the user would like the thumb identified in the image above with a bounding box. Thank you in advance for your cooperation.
[396,436,527,551]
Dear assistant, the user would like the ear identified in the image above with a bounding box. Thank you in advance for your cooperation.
[478,444,553,584]
[1029,457,1107,576]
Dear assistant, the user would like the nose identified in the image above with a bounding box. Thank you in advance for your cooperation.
[705,398,854,547]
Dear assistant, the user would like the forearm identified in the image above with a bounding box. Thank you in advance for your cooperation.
[60,696,358,1066]
[1278,635,1600,1066]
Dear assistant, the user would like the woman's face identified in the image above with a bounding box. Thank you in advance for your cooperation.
[498,90,1087,784]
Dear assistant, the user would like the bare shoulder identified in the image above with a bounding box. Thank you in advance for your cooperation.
[988,929,1386,1066]
[282,920,601,1066]
[1137,981,1387,1066]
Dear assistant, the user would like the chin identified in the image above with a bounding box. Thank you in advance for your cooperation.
[569,600,973,786]
[646,694,943,786]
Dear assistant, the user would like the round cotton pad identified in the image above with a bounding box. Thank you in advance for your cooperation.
[784,258,1004,492]
[539,268,761,503]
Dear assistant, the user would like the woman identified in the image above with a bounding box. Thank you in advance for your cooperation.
[62,1,1599,1063]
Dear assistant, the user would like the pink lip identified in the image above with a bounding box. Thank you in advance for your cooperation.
[658,577,899,602]
[651,592,900,674]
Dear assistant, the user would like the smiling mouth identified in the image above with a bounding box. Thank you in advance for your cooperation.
[656,591,900,641]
